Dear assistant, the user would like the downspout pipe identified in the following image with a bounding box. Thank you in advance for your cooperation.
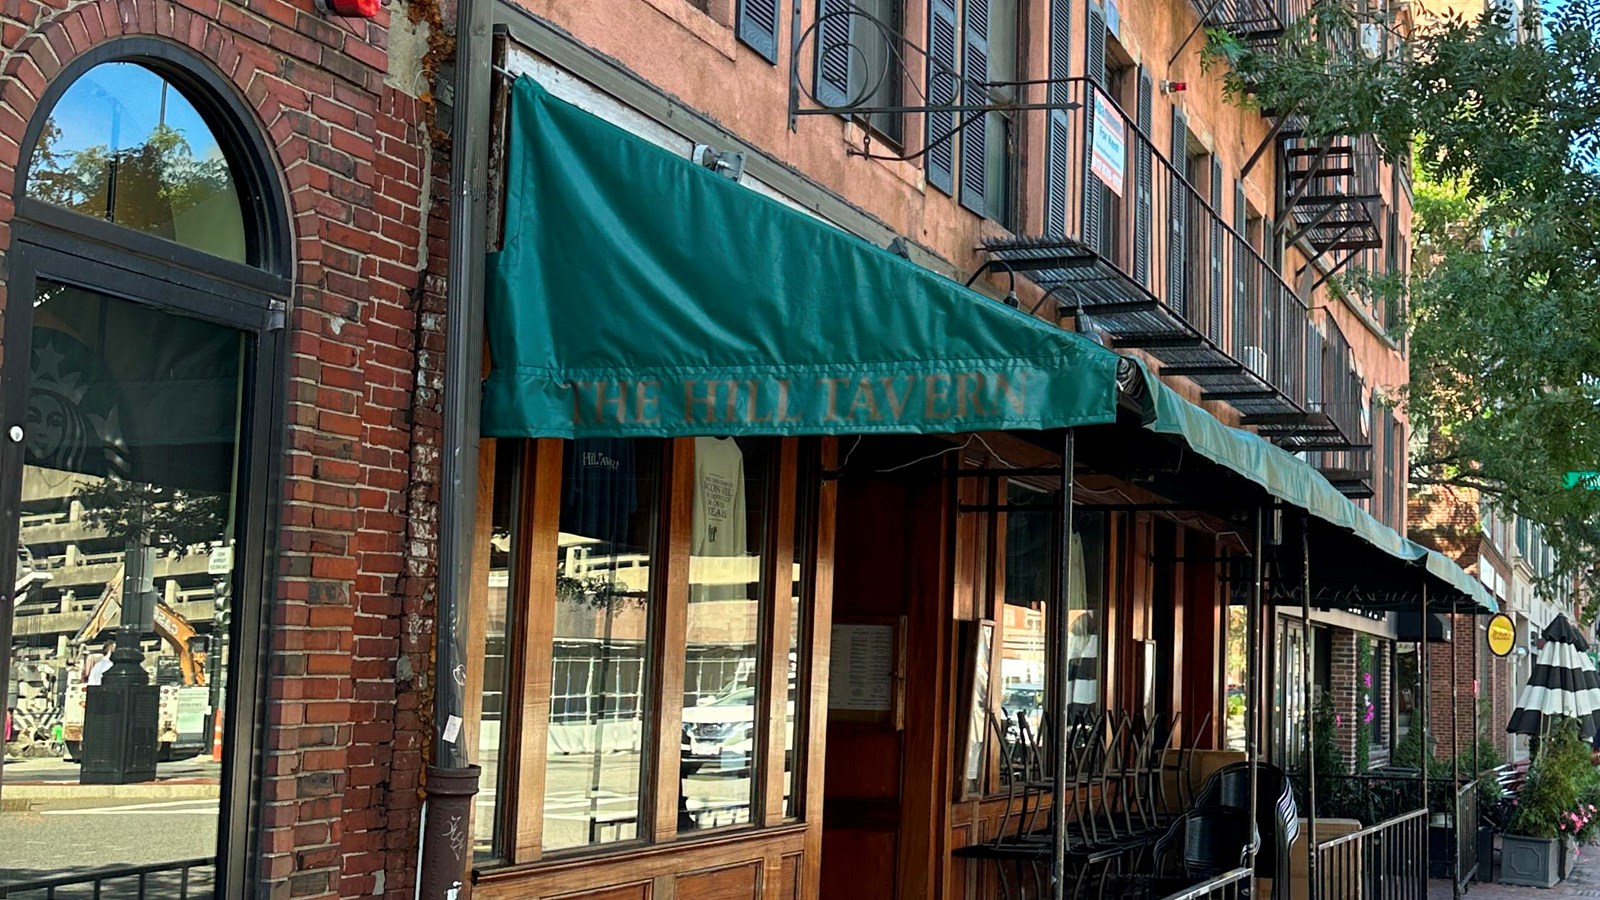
[419,0,492,895]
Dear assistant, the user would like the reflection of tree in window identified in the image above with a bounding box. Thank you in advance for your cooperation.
[27,63,246,261]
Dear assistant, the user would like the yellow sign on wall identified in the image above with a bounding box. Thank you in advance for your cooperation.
[1487,613,1517,658]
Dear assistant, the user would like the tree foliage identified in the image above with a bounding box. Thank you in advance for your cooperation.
[1206,0,1600,602]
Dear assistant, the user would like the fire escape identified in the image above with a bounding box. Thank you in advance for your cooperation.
[784,3,1382,488]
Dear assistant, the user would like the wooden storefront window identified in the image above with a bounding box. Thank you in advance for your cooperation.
[466,437,829,893]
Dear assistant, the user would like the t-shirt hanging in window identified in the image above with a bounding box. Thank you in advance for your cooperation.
[561,438,638,547]
[692,437,747,558]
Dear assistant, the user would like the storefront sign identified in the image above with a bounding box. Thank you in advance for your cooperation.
[1487,613,1517,657]
[563,371,1034,432]
[1090,92,1126,197]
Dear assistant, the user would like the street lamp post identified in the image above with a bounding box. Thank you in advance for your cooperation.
[80,538,161,785]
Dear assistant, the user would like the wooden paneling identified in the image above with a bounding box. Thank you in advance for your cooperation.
[548,884,652,900]
[513,439,565,862]
[1182,530,1221,749]
[820,828,898,899]
[801,437,838,900]
[464,437,499,878]
[778,853,802,900]
[475,827,805,900]
[677,861,761,899]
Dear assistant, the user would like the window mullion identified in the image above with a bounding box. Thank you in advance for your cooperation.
[510,438,565,864]
[760,439,800,826]
[650,438,696,841]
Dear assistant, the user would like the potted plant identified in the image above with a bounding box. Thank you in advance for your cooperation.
[1502,720,1593,887]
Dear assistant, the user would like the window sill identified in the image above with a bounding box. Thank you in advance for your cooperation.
[637,0,739,61]
[472,821,809,884]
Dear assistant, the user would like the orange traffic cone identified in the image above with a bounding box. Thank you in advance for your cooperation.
[211,711,224,762]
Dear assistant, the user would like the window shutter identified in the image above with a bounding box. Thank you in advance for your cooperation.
[814,0,854,109]
[1134,67,1153,287]
[959,0,991,215]
[1208,158,1223,343]
[1233,183,1250,357]
[926,0,959,194]
[1168,108,1187,313]
[1045,0,1072,236]
[737,0,782,64]
[1081,3,1108,253]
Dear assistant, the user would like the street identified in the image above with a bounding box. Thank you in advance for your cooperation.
[0,756,220,888]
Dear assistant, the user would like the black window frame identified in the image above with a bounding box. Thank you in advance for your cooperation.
[0,37,291,899]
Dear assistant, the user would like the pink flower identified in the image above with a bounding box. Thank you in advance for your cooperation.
[1514,799,1520,806]
[1335,714,1344,728]
[1560,823,1567,831]
[1363,673,1373,689]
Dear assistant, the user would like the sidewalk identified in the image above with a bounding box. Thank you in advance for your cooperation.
[1430,852,1600,898]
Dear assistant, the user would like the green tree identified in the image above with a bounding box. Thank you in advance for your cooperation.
[1205,0,1600,606]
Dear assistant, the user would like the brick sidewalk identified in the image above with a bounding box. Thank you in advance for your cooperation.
[1430,849,1600,898]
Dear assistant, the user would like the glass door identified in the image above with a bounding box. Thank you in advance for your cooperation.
[4,281,248,894]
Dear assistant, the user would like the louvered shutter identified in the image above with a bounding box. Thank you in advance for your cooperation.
[1081,3,1108,253]
[960,0,991,215]
[1134,67,1153,286]
[1233,183,1250,357]
[737,0,781,63]
[1168,108,1187,313]
[926,0,959,194]
[1208,159,1223,342]
[814,0,854,108]
[1045,0,1072,236]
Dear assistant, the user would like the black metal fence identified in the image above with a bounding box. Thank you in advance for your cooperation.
[1315,808,1428,900]
[2,858,214,899]
[1154,867,1253,900]
[1454,779,1479,888]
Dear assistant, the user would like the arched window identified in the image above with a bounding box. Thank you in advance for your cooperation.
[1,41,289,897]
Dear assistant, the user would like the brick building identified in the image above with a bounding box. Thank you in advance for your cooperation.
[0,0,1500,897]
[0,1,444,896]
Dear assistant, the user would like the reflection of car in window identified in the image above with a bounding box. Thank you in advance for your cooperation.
[1000,684,1044,735]
[680,685,795,776]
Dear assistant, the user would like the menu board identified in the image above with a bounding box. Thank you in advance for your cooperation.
[828,623,896,712]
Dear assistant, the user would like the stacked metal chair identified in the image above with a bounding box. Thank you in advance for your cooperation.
[955,709,1194,899]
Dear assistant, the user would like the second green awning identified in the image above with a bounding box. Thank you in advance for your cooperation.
[483,76,1127,439]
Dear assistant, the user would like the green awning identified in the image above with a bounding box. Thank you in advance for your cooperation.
[482,76,1126,439]
[480,76,1494,615]
[1141,369,1497,614]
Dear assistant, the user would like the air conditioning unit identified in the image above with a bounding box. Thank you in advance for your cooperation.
[1242,346,1270,378]
[1359,23,1382,57]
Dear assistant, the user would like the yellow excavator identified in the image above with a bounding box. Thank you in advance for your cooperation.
[63,563,213,762]
[70,563,207,686]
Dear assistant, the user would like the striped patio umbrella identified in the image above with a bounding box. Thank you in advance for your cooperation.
[1508,614,1600,739]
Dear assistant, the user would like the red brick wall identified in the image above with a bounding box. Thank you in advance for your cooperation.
[1427,614,1478,762]
[0,2,439,897]
[1326,630,1361,769]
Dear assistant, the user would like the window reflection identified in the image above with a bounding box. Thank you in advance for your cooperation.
[5,283,243,889]
[1000,484,1052,745]
[542,440,660,852]
[679,437,768,832]
[27,62,247,262]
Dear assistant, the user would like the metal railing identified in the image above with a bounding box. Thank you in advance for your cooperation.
[1455,779,1479,888]
[2,858,214,899]
[1155,867,1254,900]
[1315,808,1428,900]
[1020,78,1310,410]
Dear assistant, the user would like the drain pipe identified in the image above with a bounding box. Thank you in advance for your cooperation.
[418,0,491,895]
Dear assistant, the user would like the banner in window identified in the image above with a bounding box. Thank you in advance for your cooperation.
[1091,92,1126,197]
